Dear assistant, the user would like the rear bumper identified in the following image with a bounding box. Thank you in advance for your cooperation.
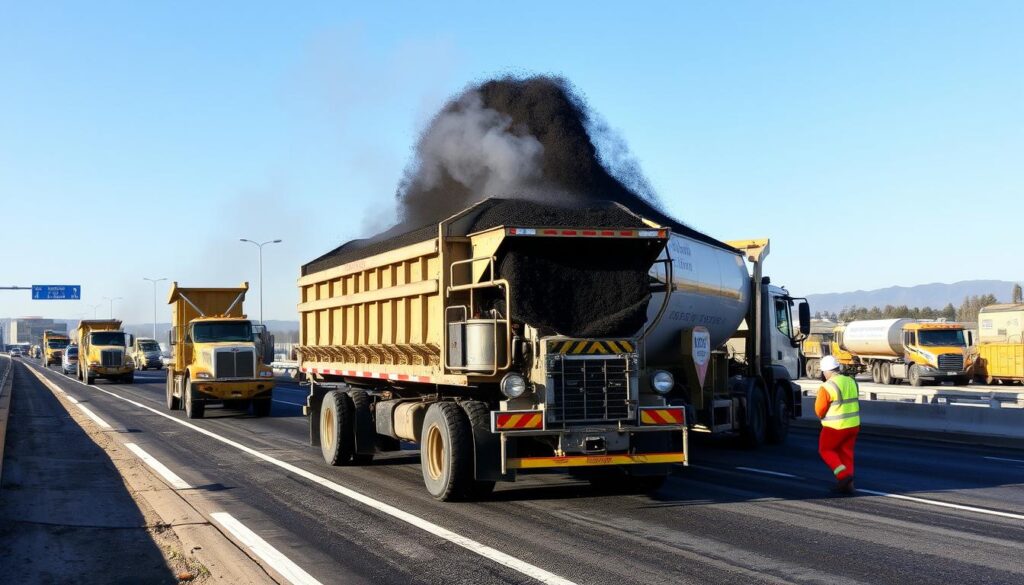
[507,451,685,470]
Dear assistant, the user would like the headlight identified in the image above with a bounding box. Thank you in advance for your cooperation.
[259,370,274,378]
[500,373,527,399]
[650,370,674,395]
[90,361,100,366]
[195,372,212,379]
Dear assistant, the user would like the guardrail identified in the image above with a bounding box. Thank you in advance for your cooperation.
[796,380,1024,409]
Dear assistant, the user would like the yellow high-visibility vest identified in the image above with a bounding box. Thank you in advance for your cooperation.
[821,375,861,429]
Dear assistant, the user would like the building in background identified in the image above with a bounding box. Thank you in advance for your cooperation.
[5,317,68,348]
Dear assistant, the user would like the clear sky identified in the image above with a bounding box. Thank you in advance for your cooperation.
[1,1,1021,324]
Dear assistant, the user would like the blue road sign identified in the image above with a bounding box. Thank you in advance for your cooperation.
[32,285,81,300]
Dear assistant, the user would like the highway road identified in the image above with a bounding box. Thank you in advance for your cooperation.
[8,358,1024,585]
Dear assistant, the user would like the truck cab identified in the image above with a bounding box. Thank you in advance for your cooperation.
[900,322,973,385]
[42,331,71,367]
[165,283,275,419]
[130,337,164,371]
[76,320,134,384]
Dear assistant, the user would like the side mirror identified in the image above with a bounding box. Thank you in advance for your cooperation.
[168,329,176,346]
[798,302,811,336]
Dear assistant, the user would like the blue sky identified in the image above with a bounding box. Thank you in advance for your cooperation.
[1,1,1021,324]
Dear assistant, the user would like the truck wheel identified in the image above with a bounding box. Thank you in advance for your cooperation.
[805,359,818,380]
[347,390,375,465]
[124,372,134,384]
[184,377,205,419]
[953,376,970,386]
[459,400,498,499]
[166,369,180,410]
[870,362,881,384]
[765,388,790,444]
[909,365,924,387]
[320,390,355,466]
[421,402,473,501]
[86,369,95,385]
[252,398,272,417]
[880,363,893,385]
[740,387,767,448]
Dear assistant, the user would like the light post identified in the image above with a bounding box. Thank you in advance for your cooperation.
[239,238,282,324]
[88,303,103,318]
[142,278,167,339]
[103,296,123,319]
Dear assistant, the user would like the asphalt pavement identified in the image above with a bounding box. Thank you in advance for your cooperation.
[8,359,1024,585]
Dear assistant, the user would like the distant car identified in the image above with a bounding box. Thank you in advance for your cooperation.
[62,345,79,375]
[9,348,22,358]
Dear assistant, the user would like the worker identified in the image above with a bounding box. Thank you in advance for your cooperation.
[815,355,861,494]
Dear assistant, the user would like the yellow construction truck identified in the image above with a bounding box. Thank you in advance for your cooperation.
[164,283,276,419]
[798,323,835,380]
[976,304,1024,384]
[42,330,71,367]
[76,320,134,384]
[297,198,808,500]
[832,319,974,386]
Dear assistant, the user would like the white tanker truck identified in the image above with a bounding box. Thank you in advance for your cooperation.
[835,319,973,386]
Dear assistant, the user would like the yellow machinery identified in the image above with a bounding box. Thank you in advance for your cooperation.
[76,320,134,384]
[165,283,275,419]
[833,319,973,386]
[42,330,71,366]
[976,304,1024,384]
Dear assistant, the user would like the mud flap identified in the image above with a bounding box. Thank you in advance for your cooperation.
[349,391,377,456]
[307,386,324,447]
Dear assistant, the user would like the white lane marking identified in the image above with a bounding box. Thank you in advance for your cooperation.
[125,443,191,490]
[272,399,304,407]
[75,403,113,430]
[211,512,323,585]
[984,456,1024,464]
[735,466,799,478]
[858,489,1024,521]
[45,368,578,585]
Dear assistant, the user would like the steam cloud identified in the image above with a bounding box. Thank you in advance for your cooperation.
[397,75,673,228]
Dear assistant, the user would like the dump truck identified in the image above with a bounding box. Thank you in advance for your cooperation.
[832,319,974,386]
[129,337,164,370]
[297,198,809,500]
[796,322,835,380]
[76,320,134,384]
[976,304,1024,384]
[42,330,71,367]
[164,283,276,419]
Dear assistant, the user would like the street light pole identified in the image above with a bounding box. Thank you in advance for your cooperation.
[239,238,282,324]
[103,296,123,319]
[88,303,102,318]
[143,278,167,339]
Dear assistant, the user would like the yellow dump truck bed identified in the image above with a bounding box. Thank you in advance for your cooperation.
[978,342,1024,383]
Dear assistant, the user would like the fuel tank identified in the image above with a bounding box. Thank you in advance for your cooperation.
[841,319,912,357]
[642,232,751,364]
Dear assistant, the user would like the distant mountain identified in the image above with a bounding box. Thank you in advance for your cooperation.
[806,280,1018,315]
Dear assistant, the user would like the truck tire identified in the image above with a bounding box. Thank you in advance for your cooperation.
[805,359,820,380]
[166,369,180,410]
[871,362,881,384]
[184,377,205,419]
[765,387,790,444]
[124,372,134,384]
[347,390,375,465]
[421,402,473,501]
[880,363,893,385]
[86,369,95,385]
[252,398,272,417]
[909,364,924,387]
[459,400,498,499]
[953,375,970,386]
[740,386,767,448]
[320,390,355,466]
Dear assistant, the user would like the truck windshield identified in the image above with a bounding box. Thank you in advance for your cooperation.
[90,332,126,346]
[67,347,78,357]
[47,339,70,349]
[139,342,160,351]
[917,329,966,347]
[192,322,252,343]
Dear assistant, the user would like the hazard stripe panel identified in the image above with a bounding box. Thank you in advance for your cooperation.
[547,339,636,355]
[493,411,544,432]
[507,227,667,239]
[639,407,685,426]
[507,452,685,470]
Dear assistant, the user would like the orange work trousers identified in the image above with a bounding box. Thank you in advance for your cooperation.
[819,426,859,480]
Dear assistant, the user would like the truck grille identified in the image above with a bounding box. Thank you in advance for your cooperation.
[214,348,256,379]
[100,350,122,367]
[937,354,964,371]
[549,357,631,424]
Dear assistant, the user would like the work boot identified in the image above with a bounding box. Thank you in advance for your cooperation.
[832,476,854,495]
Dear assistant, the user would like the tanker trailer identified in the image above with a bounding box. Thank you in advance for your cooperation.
[840,319,973,386]
[643,237,810,446]
[298,198,691,500]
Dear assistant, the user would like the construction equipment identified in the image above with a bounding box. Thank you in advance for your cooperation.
[42,330,71,367]
[831,319,973,386]
[976,304,1024,384]
[76,320,134,384]
[297,198,809,500]
[799,326,834,380]
[164,283,275,419]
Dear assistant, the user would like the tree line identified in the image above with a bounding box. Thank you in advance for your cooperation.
[812,293,1003,323]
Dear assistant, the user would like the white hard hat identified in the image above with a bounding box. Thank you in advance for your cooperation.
[820,355,840,372]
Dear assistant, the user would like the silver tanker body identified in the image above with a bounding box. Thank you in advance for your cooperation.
[842,319,912,357]
[643,232,751,365]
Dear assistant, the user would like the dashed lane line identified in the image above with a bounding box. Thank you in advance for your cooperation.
[735,466,800,478]
[984,456,1024,465]
[125,442,192,490]
[30,363,579,585]
[212,512,324,585]
[856,489,1024,521]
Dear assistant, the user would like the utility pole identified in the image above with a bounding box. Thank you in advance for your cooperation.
[239,238,282,324]
[143,278,167,339]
